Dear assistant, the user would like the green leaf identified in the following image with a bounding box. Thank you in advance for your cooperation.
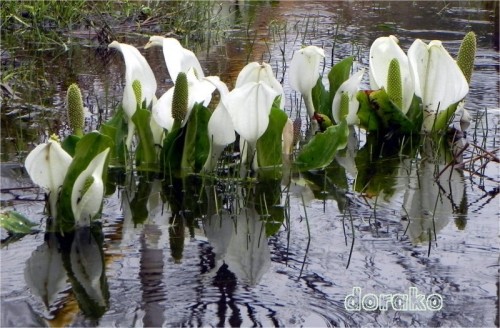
[181,104,211,174]
[356,90,380,132]
[328,56,354,104]
[61,134,81,157]
[256,107,288,170]
[161,125,184,176]
[311,77,331,118]
[369,89,418,134]
[0,211,38,234]
[294,120,349,171]
[131,108,157,170]
[99,106,127,166]
[57,132,113,233]
[433,102,459,133]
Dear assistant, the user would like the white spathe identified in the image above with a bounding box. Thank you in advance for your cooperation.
[108,41,157,148]
[289,46,325,118]
[153,68,216,131]
[236,62,285,109]
[225,81,279,145]
[145,36,204,83]
[408,39,469,132]
[203,76,237,171]
[369,35,414,114]
[71,148,110,226]
[331,69,365,125]
[24,139,72,218]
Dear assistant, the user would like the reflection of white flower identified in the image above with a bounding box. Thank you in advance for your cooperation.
[203,207,271,285]
[402,155,465,243]
[24,138,72,218]
[408,39,469,132]
[24,234,68,308]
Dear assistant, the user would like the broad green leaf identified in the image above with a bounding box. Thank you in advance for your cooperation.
[131,108,157,170]
[57,132,113,233]
[0,211,38,234]
[161,125,184,176]
[256,107,288,169]
[99,106,127,166]
[328,56,354,102]
[294,120,349,171]
[311,77,331,118]
[405,95,424,131]
[61,135,81,157]
[433,102,459,133]
[181,104,211,174]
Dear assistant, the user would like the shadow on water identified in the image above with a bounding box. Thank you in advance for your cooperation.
[1,1,499,327]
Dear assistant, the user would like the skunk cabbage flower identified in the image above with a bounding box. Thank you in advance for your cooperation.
[236,62,285,109]
[203,77,236,172]
[153,68,216,131]
[369,36,414,114]
[108,41,157,149]
[408,39,469,132]
[71,148,110,227]
[145,36,204,82]
[25,136,72,218]
[289,46,325,118]
[226,81,279,145]
[332,69,365,125]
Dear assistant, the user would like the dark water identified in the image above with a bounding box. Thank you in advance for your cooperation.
[1,1,499,327]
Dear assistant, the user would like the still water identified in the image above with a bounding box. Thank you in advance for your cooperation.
[1,1,499,327]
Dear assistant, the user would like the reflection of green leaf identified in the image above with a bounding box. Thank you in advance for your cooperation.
[129,175,153,226]
[57,132,113,233]
[354,133,417,199]
[302,160,349,211]
[257,107,288,172]
[0,211,37,234]
[59,225,109,320]
[294,120,349,171]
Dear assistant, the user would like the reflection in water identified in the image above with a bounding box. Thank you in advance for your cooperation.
[205,206,271,286]
[24,233,68,310]
[403,153,466,244]
[23,226,109,323]
[1,1,498,326]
